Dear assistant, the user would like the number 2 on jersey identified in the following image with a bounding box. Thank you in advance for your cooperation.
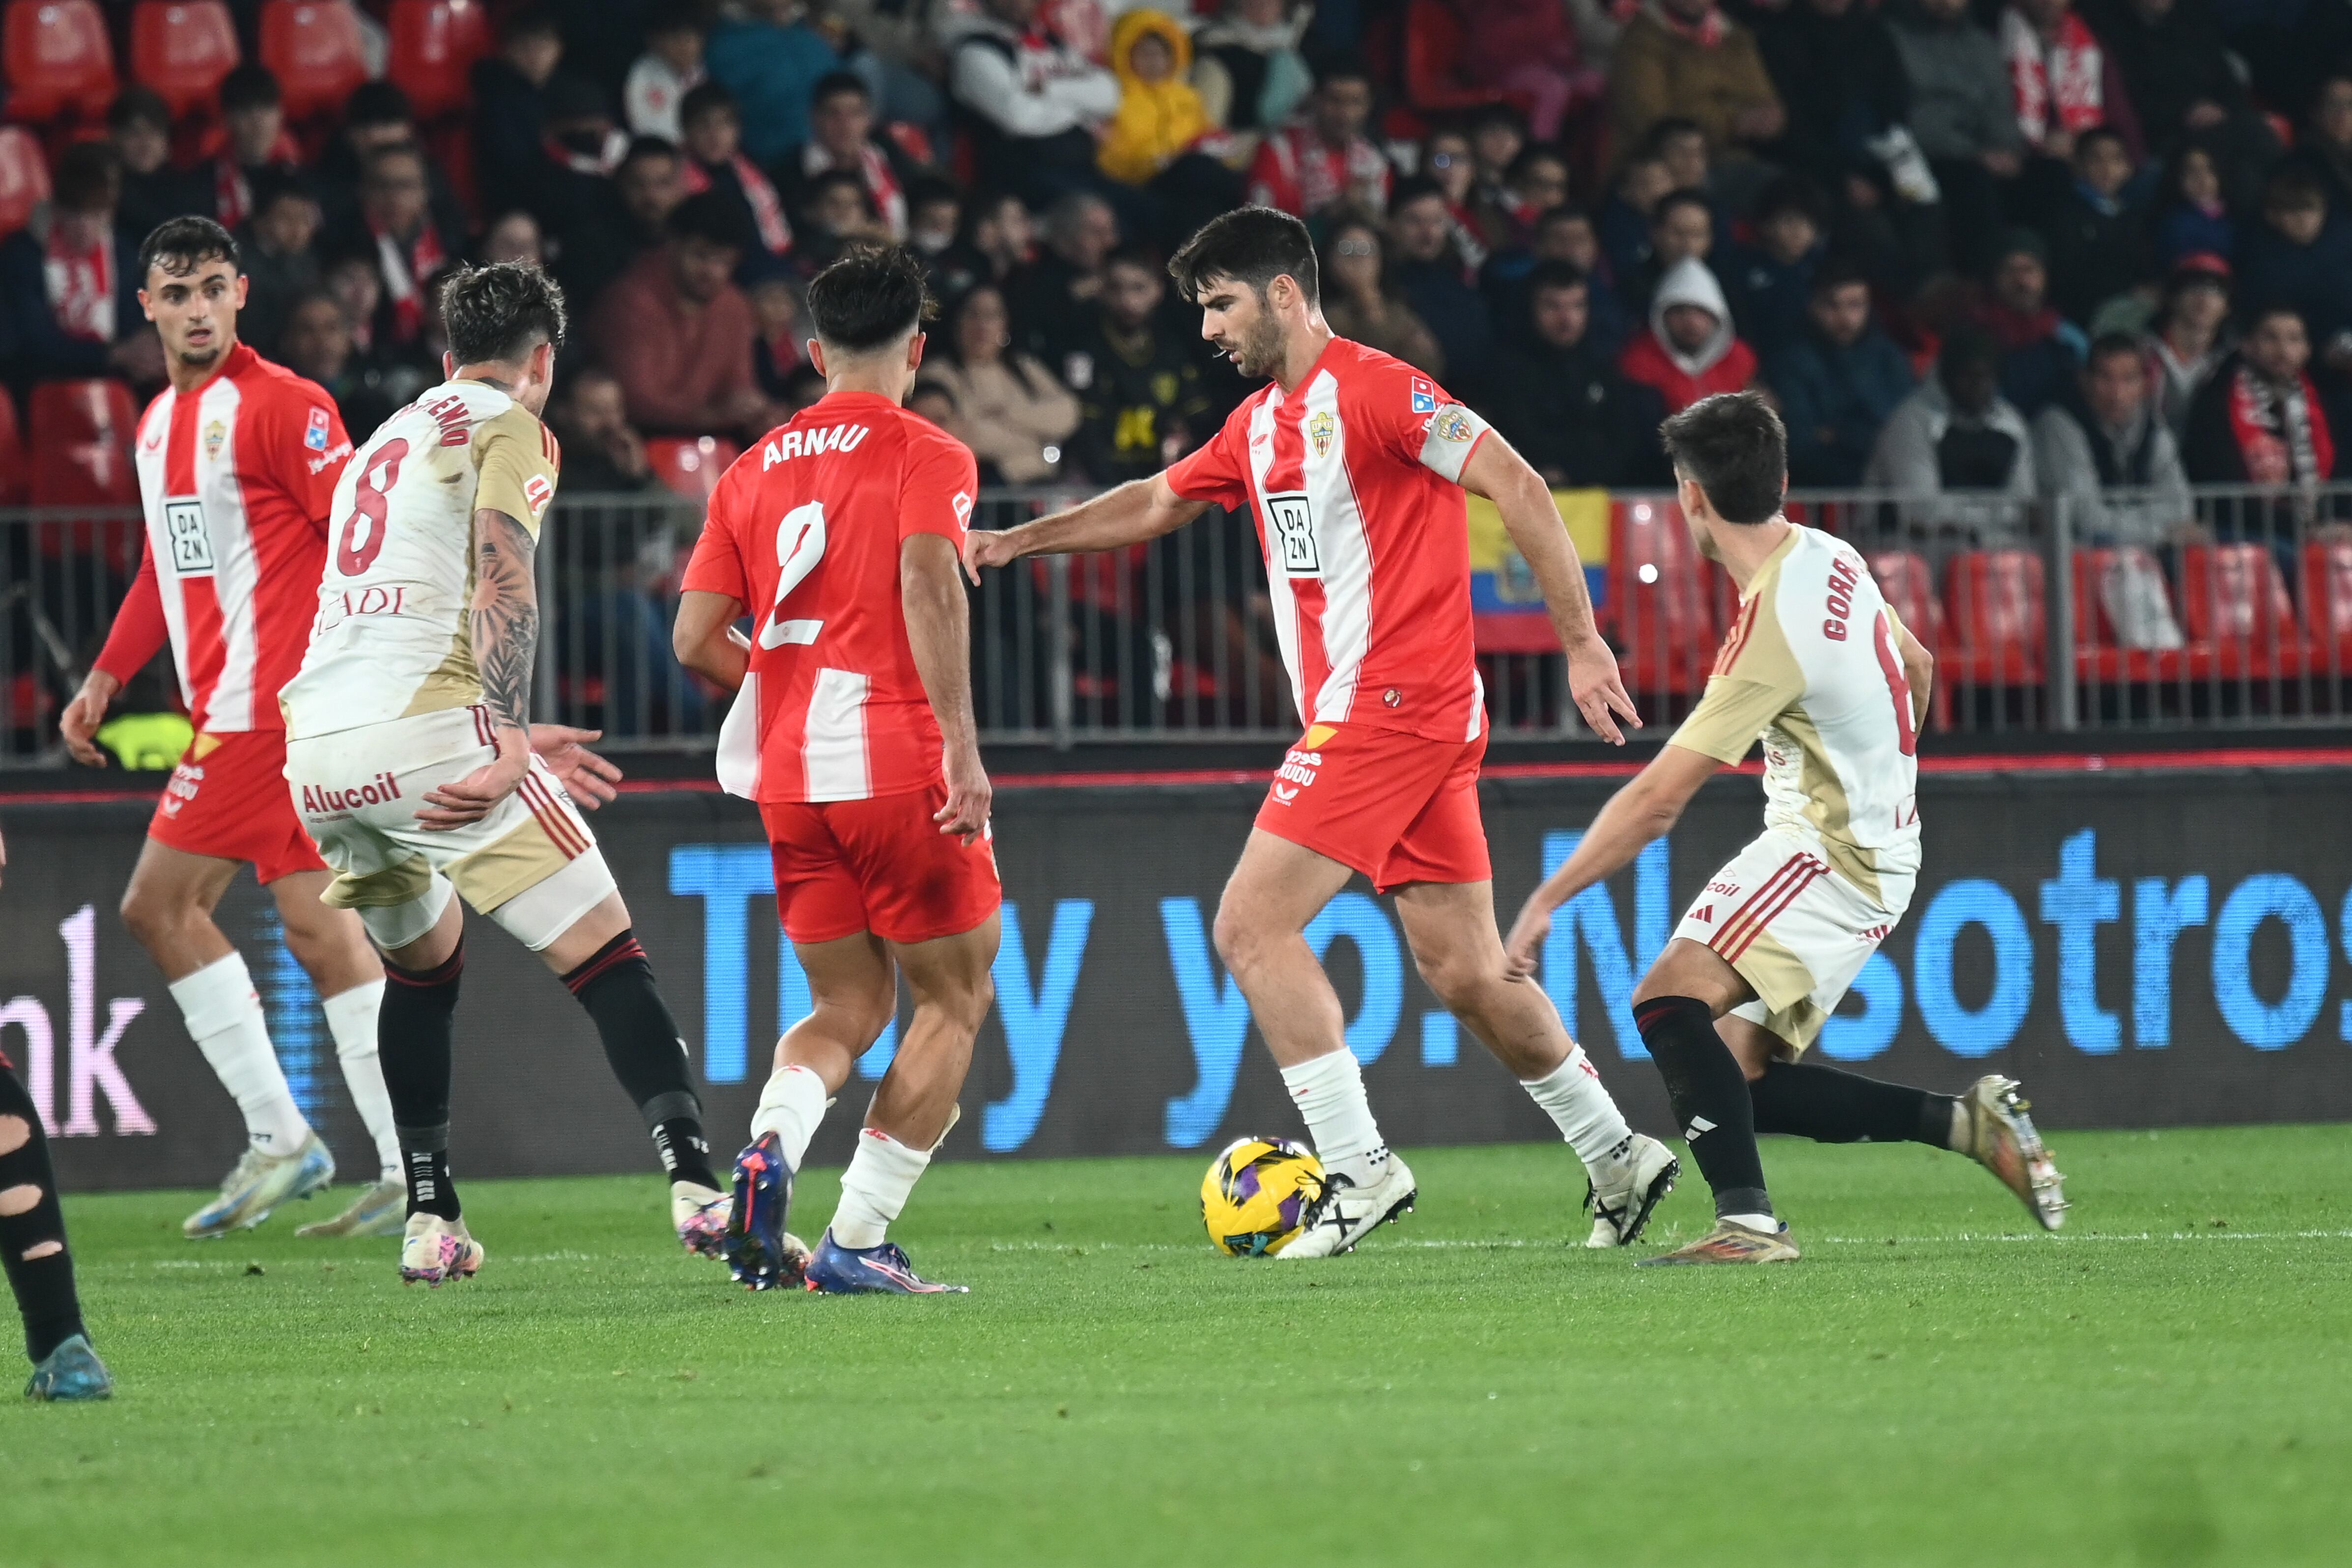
[1872,608,1919,757]
[336,438,409,576]
[758,500,827,648]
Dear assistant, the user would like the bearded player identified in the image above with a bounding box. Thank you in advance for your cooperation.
[674,246,997,1294]
[1505,393,2068,1264]
[57,216,404,1240]
[965,208,1680,1258]
[280,262,730,1285]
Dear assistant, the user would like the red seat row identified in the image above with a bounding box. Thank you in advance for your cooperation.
[2,0,487,126]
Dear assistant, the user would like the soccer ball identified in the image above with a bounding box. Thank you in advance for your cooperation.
[1200,1136,1325,1256]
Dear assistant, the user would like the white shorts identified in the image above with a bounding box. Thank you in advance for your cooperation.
[284,704,616,952]
[1672,830,1912,1052]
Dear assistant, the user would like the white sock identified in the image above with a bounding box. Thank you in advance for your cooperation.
[749,1062,829,1171]
[1520,1046,1633,1172]
[321,979,400,1181]
[1723,1211,1779,1232]
[828,1128,930,1249]
[170,952,310,1156]
[1279,1050,1388,1187]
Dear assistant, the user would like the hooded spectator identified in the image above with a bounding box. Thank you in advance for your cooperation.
[1887,0,2026,274]
[2039,125,2151,327]
[1767,262,1917,486]
[2142,253,2232,438]
[1486,262,1661,486]
[107,89,190,244]
[586,191,783,438]
[1190,0,1313,139]
[1246,55,1391,218]
[947,0,1121,209]
[1098,10,1213,187]
[785,72,915,243]
[1320,213,1445,376]
[1386,179,1494,386]
[2182,306,2343,486]
[0,142,155,389]
[705,0,839,164]
[2033,331,2192,545]
[2150,141,2232,271]
[2237,168,2352,369]
[212,66,300,231]
[921,284,1082,485]
[1970,228,2087,417]
[1609,0,1785,168]
[1866,327,2038,521]
[625,12,707,143]
[1997,0,2142,164]
[1620,256,1757,412]
[1722,176,1826,360]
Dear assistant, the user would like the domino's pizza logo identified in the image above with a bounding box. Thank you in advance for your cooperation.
[1409,377,1436,415]
[305,406,331,452]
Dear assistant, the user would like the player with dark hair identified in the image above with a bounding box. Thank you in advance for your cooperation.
[969,207,1680,1259]
[279,261,732,1285]
[58,217,409,1241]
[1505,392,2068,1265]
[674,244,997,1294]
[0,822,112,1399]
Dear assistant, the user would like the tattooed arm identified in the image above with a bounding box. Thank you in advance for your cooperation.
[418,507,539,829]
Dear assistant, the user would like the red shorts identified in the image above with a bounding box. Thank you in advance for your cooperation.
[760,781,1002,946]
[1254,721,1492,893]
[149,729,326,885]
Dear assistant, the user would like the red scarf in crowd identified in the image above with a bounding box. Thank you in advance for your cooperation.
[372,219,446,342]
[1647,0,1726,49]
[2002,8,2104,144]
[2226,364,2334,485]
[683,152,793,256]
[45,223,114,342]
[213,130,301,228]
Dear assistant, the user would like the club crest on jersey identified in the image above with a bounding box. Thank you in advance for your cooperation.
[1308,409,1334,457]
[203,419,227,461]
[305,406,331,451]
[1409,377,1436,414]
[1432,406,1474,444]
[523,474,555,516]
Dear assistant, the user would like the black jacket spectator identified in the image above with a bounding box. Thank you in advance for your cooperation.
[557,136,685,311]
[1750,0,1913,185]
[1388,179,1494,394]
[1484,262,1660,487]
[107,89,191,246]
[1070,251,1213,486]
[1767,267,1919,486]
[2035,129,2153,327]
[472,11,566,220]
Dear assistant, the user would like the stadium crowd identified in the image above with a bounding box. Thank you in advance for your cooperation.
[7,0,2352,520]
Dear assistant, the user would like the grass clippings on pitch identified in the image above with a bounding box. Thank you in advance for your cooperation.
[5,1125,2348,1567]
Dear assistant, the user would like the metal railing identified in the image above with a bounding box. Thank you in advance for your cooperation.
[8,483,2352,768]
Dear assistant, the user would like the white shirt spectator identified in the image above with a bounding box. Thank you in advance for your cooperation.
[626,52,706,143]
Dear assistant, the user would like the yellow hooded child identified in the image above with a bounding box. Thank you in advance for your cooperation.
[1097,10,1212,186]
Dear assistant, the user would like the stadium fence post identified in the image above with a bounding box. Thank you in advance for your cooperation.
[1047,551,1074,750]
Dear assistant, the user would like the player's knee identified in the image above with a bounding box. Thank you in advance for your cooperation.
[118,884,170,945]
[1211,900,1275,977]
[1413,949,1489,1013]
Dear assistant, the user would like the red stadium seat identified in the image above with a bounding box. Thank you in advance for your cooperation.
[645,435,740,501]
[259,0,369,122]
[1867,550,1948,649]
[28,378,139,508]
[2299,539,2352,672]
[1942,549,2045,685]
[388,0,495,122]
[0,124,48,237]
[0,389,25,505]
[2069,546,2187,684]
[2180,542,2303,678]
[1607,497,1718,694]
[2,0,116,124]
[130,0,242,122]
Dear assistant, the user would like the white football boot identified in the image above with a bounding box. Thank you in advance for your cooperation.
[182,1132,336,1238]
[672,1180,733,1259]
[1584,1134,1681,1248]
[1275,1152,1417,1258]
[295,1175,407,1238]
[398,1213,485,1286]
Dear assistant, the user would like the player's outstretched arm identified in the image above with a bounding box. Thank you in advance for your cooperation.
[961,474,1211,583]
[904,533,992,845]
[1458,431,1641,745]
[419,507,538,830]
[673,589,752,691]
[1502,745,1720,979]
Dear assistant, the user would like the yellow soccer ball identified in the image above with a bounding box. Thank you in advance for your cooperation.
[1200,1136,1326,1256]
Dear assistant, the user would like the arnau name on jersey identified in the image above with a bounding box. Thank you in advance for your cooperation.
[762,423,872,468]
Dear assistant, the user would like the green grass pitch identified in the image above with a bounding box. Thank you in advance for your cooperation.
[5,1125,2349,1567]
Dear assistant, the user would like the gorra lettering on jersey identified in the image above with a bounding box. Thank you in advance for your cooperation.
[1409,376,1436,414]
[762,423,872,468]
[305,406,331,452]
[1822,550,1863,641]
[421,392,473,447]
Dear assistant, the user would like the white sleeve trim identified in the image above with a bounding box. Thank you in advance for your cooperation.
[1417,403,1491,484]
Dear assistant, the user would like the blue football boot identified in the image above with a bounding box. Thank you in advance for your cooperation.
[804,1230,968,1295]
[26,1334,112,1402]
[724,1134,810,1290]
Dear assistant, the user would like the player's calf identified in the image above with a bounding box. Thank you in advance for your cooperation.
[558,928,725,1207]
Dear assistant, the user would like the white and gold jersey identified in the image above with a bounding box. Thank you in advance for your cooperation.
[1667,525,1923,905]
[281,379,560,740]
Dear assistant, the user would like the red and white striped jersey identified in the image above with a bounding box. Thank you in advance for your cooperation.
[1166,337,1491,743]
[97,343,353,732]
[685,390,980,804]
